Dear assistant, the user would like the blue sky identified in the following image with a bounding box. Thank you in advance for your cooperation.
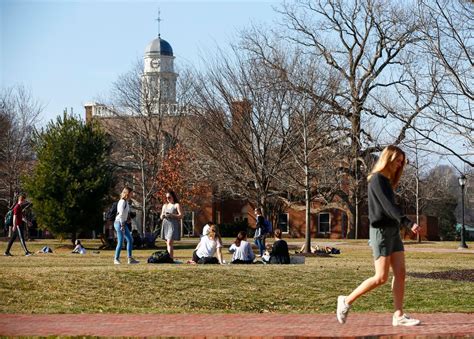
[1,0,280,124]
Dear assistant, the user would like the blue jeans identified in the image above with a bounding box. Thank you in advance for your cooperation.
[255,238,265,256]
[114,221,133,259]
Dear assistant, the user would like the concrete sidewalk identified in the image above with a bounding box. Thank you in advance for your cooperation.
[1,313,473,338]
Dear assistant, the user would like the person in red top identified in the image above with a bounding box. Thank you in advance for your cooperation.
[4,193,32,256]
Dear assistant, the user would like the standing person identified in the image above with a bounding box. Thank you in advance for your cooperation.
[114,187,139,265]
[160,190,182,259]
[336,145,421,327]
[4,194,33,256]
[229,231,255,264]
[254,208,265,257]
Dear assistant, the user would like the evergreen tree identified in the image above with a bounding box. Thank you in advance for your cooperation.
[24,114,112,240]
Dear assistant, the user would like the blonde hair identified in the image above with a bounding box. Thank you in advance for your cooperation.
[368,145,406,188]
[208,225,222,243]
[120,186,133,200]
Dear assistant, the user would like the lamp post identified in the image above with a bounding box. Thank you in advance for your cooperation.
[458,175,468,249]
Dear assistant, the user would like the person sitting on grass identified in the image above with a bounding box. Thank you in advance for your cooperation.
[191,225,224,264]
[72,239,86,254]
[229,231,255,264]
[263,228,290,264]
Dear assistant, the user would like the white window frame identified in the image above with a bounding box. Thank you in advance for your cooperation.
[181,211,195,236]
[278,213,290,234]
[318,212,331,234]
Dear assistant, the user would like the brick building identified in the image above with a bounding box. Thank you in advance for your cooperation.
[85,34,439,241]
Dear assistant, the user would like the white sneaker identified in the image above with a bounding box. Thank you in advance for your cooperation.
[114,258,121,265]
[392,314,420,326]
[128,257,139,264]
[336,296,351,324]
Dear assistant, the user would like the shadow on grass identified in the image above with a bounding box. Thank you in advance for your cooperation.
[408,269,474,282]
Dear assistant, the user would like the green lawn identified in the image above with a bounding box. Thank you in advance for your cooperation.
[0,238,472,314]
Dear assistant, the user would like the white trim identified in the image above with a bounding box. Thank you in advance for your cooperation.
[278,213,290,234]
[318,212,331,234]
[181,211,195,237]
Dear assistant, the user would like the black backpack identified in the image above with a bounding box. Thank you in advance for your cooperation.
[4,209,13,227]
[105,201,119,222]
[147,250,174,264]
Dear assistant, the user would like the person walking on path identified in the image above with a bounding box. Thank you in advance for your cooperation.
[114,187,139,265]
[4,193,33,256]
[336,145,421,327]
[160,190,182,259]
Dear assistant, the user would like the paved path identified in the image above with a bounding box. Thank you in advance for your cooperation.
[1,313,473,338]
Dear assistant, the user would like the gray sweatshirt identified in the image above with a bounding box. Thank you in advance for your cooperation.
[368,172,413,229]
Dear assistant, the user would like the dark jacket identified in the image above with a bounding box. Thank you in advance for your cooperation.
[269,239,290,264]
[368,172,413,229]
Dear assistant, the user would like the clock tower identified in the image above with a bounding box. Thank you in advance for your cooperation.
[143,34,178,110]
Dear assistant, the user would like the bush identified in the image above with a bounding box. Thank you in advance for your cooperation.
[217,220,249,237]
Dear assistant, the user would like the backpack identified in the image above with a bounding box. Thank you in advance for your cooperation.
[105,201,119,222]
[4,209,13,227]
[147,250,174,264]
[263,219,272,235]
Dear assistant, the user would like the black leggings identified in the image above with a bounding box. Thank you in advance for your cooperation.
[192,250,200,263]
[5,225,30,254]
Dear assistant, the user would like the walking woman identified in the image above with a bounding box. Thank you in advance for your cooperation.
[160,190,182,259]
[336,145,421,326]
[114,187,139,265]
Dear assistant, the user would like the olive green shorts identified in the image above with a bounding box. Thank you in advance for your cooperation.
[369,226,404,260]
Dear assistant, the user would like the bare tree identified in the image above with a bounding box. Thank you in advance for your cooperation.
[242,0,425,237]
[414,0,473,167]
[187,46,295,217]
[100,61,193,236]
[0,85,43,209]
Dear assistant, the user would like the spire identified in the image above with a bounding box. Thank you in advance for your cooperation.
[155,9,162,37]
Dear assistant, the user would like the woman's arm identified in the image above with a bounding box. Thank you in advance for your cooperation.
[116,200,126,228]
[247,242,255,260]
[174,204,183,219]
[216,247,224,264]
[371,175,413,228]
[160,205,166,220]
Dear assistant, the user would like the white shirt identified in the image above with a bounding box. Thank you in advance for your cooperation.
[73,245,86,254]
[229,240,255,262]
[115,199,129,224]
[196,235,222,258]
[202,224,210,237]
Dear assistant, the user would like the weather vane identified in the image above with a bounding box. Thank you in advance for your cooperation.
[156,9,162,37]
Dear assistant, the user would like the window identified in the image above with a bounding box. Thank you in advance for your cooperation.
[278,213,289,234]
[318,213,330,233]
[182,211,194,237]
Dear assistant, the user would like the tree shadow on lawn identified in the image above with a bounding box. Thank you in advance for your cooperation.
[408,269,474,282]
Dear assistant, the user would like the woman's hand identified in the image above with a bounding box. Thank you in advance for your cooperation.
[411,223,421,234]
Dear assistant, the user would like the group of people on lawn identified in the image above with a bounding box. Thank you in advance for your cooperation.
[112,186,289,265]
[3,145,423,327]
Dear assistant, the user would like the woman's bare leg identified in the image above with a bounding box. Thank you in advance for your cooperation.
[390,251,406,317]
[345,255,391,305]
[167,239,174,259]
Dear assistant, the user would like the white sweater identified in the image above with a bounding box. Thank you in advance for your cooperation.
[115,199,129,224]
